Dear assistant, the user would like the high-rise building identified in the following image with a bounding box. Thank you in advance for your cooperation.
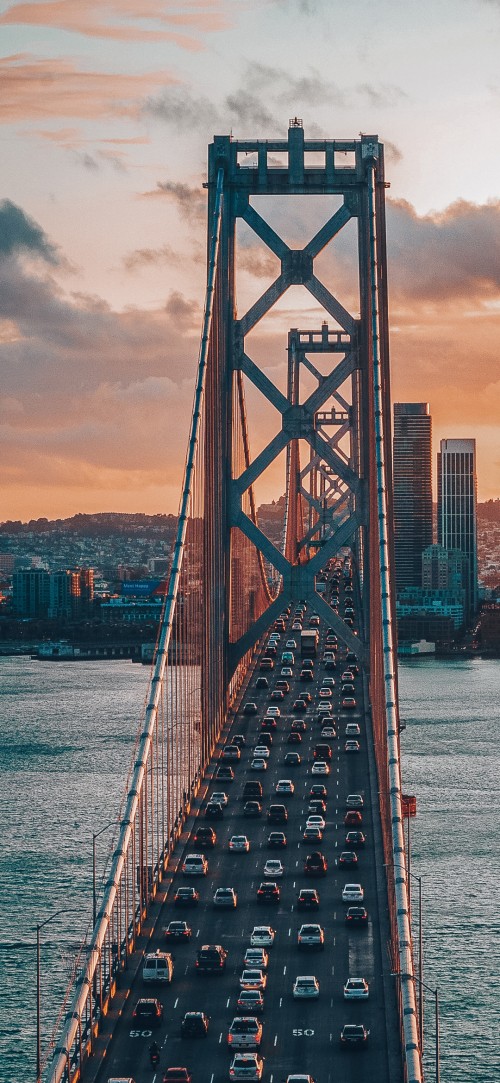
[437,438,478,615]
[393,403,433,590]
[422,544,466,594]
[12,568,50,616]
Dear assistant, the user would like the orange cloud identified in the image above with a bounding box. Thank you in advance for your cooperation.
[0,1,230,49]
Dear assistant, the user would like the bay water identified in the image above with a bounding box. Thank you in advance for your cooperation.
[0,654,498,1082]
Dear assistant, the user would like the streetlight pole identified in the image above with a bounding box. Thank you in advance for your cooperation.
[385,862,423,1047]
[392,971,439,1083]
[92,820,115,926]
[37,908,81,1083]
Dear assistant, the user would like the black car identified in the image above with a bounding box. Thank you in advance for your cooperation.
[304,851,327,876]
[232,734,246,748]
[243,800,262,817]
[243,702,258,715]
[297,888,320,910]
[287,731,302,745]
[193,826,217,848]
[267,803,287,823]
[205,801,224,819]
[132,998,163,1026]
[195,944,227,973]
[258,732,273,747]
[292,699,308,713]
[243,781,263,798]
[284,752,301,766]
[223,745,241,762]
[345,830,366,848]
[174,886,199,907]
[255,676,269,689]
[267,831,287,849]
[308,799,327,815]
[165,920,192,942]
[300,670,314,681]
[216,765,234,782]
[181,1011,209,1038]
[345,906,368,926]
[257,881,280,903]
[340,1024,370,1046]
[291,719,307,732]
[309,784,328,798]
[338,850,358,867]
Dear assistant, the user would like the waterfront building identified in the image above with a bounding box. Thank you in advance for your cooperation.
[437,438,478,616]
[12,568,50,617]
[393,403,433,590]
[422,544,466,594]
[396,586,465,631]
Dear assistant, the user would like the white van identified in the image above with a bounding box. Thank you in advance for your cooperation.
[142,950,174,984]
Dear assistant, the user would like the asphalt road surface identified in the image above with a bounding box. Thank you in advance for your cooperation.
[101,586,402,1083]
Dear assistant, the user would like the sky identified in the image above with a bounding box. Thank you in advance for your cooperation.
[1,0,499,520]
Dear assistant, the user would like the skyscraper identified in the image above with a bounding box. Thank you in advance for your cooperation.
[437,438,478,615]
[393,403,433,591]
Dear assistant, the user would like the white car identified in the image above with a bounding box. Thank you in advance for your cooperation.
[306,815,326,830]
[342,883,364,903]
[250,926,275,948]
[286,640,297,649]
[317,702,333,713]
[229,1053,264,1080]
[240,968,267,990]
[311,761,330,775]
[293,975,320,998]
[346,794,363,808]
[211,791,229,806]
[253,746,270,758]
[275,779,294,795]
[320,726,336,738]
[345,740,360,753]
[244,947,269,969]
[344,976,369,999]
[322,677,335,687]
[263,859,284,878]
[266,707,281,718]
[251,759,268,771]
[345,723,361,736]
[318,687,332,698]
[182,853,208,876]
[281,666,293,676]
[229,835,250,852]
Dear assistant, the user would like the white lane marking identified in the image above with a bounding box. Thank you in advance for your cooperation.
[226,997,230,1008]
[184,964,189,974]
[283,965,286,974]
[174,997,179,1008]
[196,928,200,937]
[274,1034,278,1046]
[219,1032,223,1043]
[279,997,282,1007]
[288,927,291,936]
[210,1075,214,1083]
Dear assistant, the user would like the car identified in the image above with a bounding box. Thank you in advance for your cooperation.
[286,1075,316,1083]
[287,731,302,745]
[165,920,192,942]
[284,751,301,766]
[317,702,333,714]
[345,722,361,736]
[300,669,314,682]
[243,781,263,798]
[195,944,227,972]
[162,1070,192,1083]
[270,689,285,701]
[132,998,163,1026]
[313,744,332,761]
[311,761,330,775]
[223,745,241,762]
[309,799,327,814]
[275,680,290,693]
[182,853,208,876]
[291,719,307,732]
[309,783,327,798]
[216,765,235,780]
[211,791,228,806]
[344,616,354,626]
[174,886,199,906]
[264,645,277,656]
[320,726,336,738]
[344,977,369,999]
[292,699,307,713]
[261,715,277,730]
[322,677,335,687]
[344,809,363,826]
[263,859,284,878]
[342,883,364,903]
[227,1016,263,1049]
[300,691,313,703]
[266,706,281,718]
[281,652,294,664]
[345,740,360,753]
[193,826,216,849]
[250,926,275,947]
[286,639,297,648]
[251,758,268,772]
[258,732,273,747]
[341,683,355,696]
[342,697,356,710]
[244,947,269,969]
[346,794,364,808]
[267,804,287,823]
[338,850,358,867]
[340,1023,370,1046]
[346,830,366,848]
[253,746,270,758]
[229,1052,264,1080]
[237,989,265,1014]
[243,801,262,817]
[275,779,294,795]
[324,658,337,670]
[323,651,336,661]
[240,968,267,990]
[229,835,250,852]
[302,825,323,843]
[293,975,320,998]
[267,831,287,849]
[297,923,325,949]
[301,658,314,670]
[243,702,258,714]
[309,615,320,626]
[292,620,302,630]
[259,658,274,670]
[297,888,320,910]
[318,687,332,698]
[255,676,269,689]
[345,905,368,926]
[205,800,224,819]
[214,887,238,908]
[304,851,327,875]
[341,670,354,682]
[181,1011,209,1038]
[257,881,280,903]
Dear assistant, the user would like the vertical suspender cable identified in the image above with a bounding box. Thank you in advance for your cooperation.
[366,154,423,1083]
[47,167,224,1083]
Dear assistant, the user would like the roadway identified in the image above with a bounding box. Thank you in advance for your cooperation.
[101,577,402,1083]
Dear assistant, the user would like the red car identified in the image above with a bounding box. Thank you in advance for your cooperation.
[344,810,362,826]
[163,1070,192,1083]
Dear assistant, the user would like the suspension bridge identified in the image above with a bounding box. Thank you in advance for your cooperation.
[41,122,424,1083]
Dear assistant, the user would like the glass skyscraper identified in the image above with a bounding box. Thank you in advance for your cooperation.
[437,438,478,616]
[393,403,433,590]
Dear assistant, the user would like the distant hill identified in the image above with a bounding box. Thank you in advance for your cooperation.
[0,513,178,538]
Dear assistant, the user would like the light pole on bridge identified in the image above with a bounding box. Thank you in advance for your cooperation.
[36,908,82,1083]
[392,971,440,1083]
[385,861,424,1047]
[92,820,116,926]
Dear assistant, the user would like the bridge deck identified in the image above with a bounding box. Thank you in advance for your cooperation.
[99,601,403,1083]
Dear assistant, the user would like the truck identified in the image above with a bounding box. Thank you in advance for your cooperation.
[301,629,319,656]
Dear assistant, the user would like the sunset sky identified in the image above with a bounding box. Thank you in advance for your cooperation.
[1,0,499,520]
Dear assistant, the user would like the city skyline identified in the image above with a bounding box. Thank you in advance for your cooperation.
[1,0,500,518]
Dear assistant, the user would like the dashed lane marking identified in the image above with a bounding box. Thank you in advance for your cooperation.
[174,997,179,1009]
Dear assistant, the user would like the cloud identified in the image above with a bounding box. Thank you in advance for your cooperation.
[123,245,180,271]
[0,200,60,263]
[0,1,230,50]
[145,180,206,224]
[144,85,219,131]
[0,54,174,123]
